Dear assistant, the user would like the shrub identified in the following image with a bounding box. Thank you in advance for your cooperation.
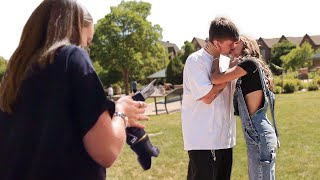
[166,56,184,85]
[273,86,282,94]
[270,63,283,76]
[308,82,319,91]
[313,76,320,86]
[283,80,296,93]
[273,76,283,87]
[298,82,308,90]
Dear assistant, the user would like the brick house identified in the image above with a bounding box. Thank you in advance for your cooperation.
[159,41,180,60]
[257,34,320,65]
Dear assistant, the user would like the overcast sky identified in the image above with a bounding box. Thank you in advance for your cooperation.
[0,0,319,59]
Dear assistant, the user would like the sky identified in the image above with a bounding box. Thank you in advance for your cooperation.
[0,0,319,60]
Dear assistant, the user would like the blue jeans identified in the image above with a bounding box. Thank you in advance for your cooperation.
[235,86,278,180]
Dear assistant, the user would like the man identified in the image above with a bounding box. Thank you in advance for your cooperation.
[131,81,138,93]
[107,84,114,99]
[181,17,239,180]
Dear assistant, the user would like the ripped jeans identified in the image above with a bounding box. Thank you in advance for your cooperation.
[235,88,278,180]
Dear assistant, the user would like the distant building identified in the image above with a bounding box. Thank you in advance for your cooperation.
[309,52,320,68]
[159,41,180,60]
[191,37,207,51]
[257,34,320,64]
[190,35,320,68]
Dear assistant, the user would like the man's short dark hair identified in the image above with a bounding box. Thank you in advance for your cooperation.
[208,17,239,42]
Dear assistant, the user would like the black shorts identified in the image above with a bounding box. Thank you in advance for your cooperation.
[187,148,233,180]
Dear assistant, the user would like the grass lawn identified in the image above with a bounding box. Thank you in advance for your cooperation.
[107,91,320,180]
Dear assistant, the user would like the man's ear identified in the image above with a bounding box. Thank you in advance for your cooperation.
[213,40,219,48]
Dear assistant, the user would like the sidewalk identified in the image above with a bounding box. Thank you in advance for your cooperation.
[144,100,182,115]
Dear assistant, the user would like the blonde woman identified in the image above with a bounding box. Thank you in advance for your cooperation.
[207,36,279,180]
[0,0,148,179]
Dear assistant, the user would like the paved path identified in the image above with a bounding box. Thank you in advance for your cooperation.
[144,101,182,116]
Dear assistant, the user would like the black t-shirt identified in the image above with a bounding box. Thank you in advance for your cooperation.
[0,45,115,180]
[237,60,262,96]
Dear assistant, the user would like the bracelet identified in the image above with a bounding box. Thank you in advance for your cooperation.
[113,111,129,128]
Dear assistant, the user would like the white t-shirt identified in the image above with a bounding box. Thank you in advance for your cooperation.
[181,49,236,150]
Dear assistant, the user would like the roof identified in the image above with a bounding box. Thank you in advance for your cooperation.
[310,35,320,45]
[260,35,320,48]
[192,37,207,48]
[159,41,180,53]
[285,36,303,46]
[261,38,280,48]
[147,68,166,78]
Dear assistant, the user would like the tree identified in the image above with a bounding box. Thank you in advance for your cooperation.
[90,1,167,94]
[281,42,314,71]
[271,40,296,67]
[0,56,7,80]
[180,41,195,64]
[166,56,184,85]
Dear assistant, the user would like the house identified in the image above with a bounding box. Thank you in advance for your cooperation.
[257,34,320,64]
[309,52,320,68]
[159,41,180,60]
[191,37,207,51]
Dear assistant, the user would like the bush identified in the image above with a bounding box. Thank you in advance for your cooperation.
[113,83,124,95]
[273,76,283,87]
[166,56,184,85]
[283,80,296,93]
[313,76,320,86]
[298,82,308,90]
[308,82,319,91]
[273,86,282,94]
[270,63,283,76]
[284,72,299,79]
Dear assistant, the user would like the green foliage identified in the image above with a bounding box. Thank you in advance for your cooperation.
[273,85,282,94]
[282,80,296,93]
[92,61,103,75]
[113,83,123,95]
[273,75,283,87]
[0,56,7,80]
[307,82,319,91]
[281,42,314,71]
[271,40,296,67]
[166,56,184,85]
[313,76,320,86]
[90,1,167,94]
[180,41,195,64]
[269,63,283,76]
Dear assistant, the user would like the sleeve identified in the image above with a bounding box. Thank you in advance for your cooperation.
[237,60,257,74]
[67,46,115,137]
[185,58,213,101]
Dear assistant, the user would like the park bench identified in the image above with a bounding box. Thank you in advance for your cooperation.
[154,88,183,114]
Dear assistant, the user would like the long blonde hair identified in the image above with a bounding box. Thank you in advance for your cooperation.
[239,36,274,90]
[0,0,93,113]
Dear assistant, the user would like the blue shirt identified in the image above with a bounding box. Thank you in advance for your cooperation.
[0,45,114,180]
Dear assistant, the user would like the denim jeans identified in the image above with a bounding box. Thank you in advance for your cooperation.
[234,59,279,180]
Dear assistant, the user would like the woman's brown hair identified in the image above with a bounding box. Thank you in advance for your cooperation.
[240,36,274,90]
[0,0,93,113]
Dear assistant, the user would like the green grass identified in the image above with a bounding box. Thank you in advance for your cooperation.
[107,91,320,180]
